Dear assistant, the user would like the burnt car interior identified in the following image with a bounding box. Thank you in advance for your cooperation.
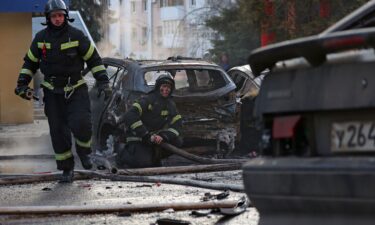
[144,69,227,95]
[87,57,241,159]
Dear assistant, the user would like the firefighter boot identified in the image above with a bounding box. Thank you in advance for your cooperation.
[59,169,74,183]
[79,154,93,170]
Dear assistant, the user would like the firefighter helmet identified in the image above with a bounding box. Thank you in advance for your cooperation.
[45,0,68,17]
[155,73,175,92]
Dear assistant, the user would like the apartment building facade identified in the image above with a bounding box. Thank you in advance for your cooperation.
[108,0,233,59]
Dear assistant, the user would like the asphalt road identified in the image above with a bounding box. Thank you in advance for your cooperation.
[0,120,259,224]
[0,170,259,225]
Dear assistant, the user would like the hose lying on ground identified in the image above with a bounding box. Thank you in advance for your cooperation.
[0,144,249,191]
[117,163,242,176]
[0,170,244,192]
[92,143,249,173]
[0,199,244,215]
[83,171,244,192]
[159,143,249,164]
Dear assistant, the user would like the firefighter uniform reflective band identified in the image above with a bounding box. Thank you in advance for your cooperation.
[91,65,106,74]
[126,137,142,142]
[167,128,179,136]
[64,79,86,92]
[133,103,142,115]
[83,43,95,61]
[41,79,86,91]
[171,115,182,124]
[20,69,33,77]
[55,150,73,161]
[27,49,38,62]
[61,41,79,50]
[131,120,143,130]
[161,110,169,116]
[76,138,91,148]
[37,42,51,49]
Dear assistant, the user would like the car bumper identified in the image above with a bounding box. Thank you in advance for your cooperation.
[243,156,375,225]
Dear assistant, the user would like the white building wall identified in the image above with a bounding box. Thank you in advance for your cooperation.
[108,0,121,56]
[106,0,232,59]
[122,0,132,57]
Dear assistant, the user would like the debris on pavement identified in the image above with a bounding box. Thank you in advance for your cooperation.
[201,190,230,201]
[155,218,191,225]
[219,196,250,216]
[190,209,212,217]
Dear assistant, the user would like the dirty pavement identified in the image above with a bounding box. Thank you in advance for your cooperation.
[0,119,259,225]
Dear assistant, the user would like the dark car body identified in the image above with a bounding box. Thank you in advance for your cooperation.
[87,57,239,155]
[242,1,375,225]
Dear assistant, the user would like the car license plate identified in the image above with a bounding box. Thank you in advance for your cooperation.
[331,121,375,152]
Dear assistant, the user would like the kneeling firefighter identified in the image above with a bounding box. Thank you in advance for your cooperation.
[116,74,183,168]
[14,0,111,182]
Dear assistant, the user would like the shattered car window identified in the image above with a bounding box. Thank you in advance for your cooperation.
[105,65,125,89]
[174,69,227,95]
[230,71,247,92]
[144,71,173,85]
[175,70,188,89]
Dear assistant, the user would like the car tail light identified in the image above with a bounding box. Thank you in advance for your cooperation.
[272,115,301,139]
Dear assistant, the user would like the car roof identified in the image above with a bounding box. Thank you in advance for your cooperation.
[137,58,220,68]
[102,57,221,69]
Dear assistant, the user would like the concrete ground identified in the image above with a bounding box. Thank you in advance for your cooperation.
[0,120,259,224]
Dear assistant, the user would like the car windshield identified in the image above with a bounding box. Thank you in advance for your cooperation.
[144,69,227,95]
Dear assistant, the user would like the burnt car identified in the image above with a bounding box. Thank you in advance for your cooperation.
[87,56,238,157]
[227,65,266,155]
[243,1,375,225]
[227,64,264,98]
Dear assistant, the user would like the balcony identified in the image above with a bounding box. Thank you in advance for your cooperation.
[162,34,184,48]
[160,6,185,21]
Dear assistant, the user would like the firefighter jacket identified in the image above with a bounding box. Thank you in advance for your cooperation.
[124,91,182,143]
[17,23,107,90]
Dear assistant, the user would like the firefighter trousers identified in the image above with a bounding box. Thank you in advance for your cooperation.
[116,136,183,168]
[43,85,92,171]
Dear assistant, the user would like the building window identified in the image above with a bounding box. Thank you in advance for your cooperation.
[142,0,147,11]
[142,27,147,45]
[191,0,196,6]
[132,27,137,39]
[163,20,180,35]
[131,1,136,13]
[160,0,184,8]
[156,26,162,45]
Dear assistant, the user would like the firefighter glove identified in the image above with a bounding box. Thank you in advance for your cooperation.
[14,86,33,101]
[96,80,112,100]
[142,133,154,146]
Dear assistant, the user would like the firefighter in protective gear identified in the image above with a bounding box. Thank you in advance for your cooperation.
[14,0,111,183]
[116,73,183,168]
